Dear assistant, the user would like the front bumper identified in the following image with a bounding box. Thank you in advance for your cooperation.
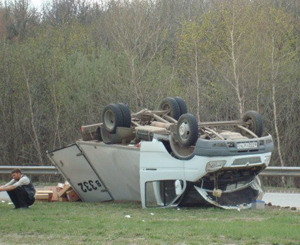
[194,135,274,157]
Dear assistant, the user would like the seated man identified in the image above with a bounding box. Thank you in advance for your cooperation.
[0,168,36,209]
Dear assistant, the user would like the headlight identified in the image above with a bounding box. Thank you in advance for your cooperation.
[266,138,273,144]
[264,155,271,165]
[206,160,226,172]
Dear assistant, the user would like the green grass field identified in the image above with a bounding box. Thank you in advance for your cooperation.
[0,201,299,245]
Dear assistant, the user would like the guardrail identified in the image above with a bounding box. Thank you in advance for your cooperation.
[0,166,59,175]
[0,165,299,177]
[259,167,300,177]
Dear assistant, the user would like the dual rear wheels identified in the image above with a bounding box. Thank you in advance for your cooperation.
[102,103,131,133]
[159,97,187,120]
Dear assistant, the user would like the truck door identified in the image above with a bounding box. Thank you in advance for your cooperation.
[47,144,113,202]
[139,140,185,208]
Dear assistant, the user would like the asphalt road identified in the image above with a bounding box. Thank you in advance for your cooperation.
[262,192,300,207]
[1,191,300,208]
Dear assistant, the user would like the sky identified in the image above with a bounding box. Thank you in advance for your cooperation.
[0,0,101,10]
[30,0,97,9]
[31,0,46,8]
[0,0,49,9]
[30,0,48,9]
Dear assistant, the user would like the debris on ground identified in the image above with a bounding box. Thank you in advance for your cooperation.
[265,202,298,211]
[35,181,81,202]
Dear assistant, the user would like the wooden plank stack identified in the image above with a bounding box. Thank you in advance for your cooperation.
[35,181,80,202]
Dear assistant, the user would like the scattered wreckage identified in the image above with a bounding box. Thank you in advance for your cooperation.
[47,97,274,209]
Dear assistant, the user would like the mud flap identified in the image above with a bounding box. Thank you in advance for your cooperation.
[47,144,113,202]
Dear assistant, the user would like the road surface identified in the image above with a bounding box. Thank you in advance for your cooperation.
[262,192,300,207]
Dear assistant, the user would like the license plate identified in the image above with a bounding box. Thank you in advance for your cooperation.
[237,142,258,150]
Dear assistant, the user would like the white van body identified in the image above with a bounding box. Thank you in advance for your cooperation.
[48,133,273,209]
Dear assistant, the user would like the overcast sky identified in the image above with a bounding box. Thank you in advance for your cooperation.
[30,0,48,8]
[17,0,98,10]
[0,0,104,9]
[1,0,104,12]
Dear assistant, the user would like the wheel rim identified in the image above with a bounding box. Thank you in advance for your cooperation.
[104,110,115,131]
[178,121,190,142]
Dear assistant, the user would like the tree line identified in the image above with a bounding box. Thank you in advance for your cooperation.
[0,0,299,172]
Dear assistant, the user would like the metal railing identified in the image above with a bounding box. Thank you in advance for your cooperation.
[0,165,59,175]
[0,165,299,177]
[259,167,300,177]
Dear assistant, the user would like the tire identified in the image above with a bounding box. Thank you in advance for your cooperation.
[176,113,198,146]
[117,103,131,128]
[174,97,188,115]
[159,97,181,120]
[102,104,124,133]
[242,111,264,137]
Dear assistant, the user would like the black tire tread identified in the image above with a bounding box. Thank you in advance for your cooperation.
[174,97,188,115]
[117,103,131,128]
[159,97,181,120]
[242,110,264,137]
[177,113,198,146]
[102,104,124,133]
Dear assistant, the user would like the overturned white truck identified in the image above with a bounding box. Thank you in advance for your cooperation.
[47,97,273,209]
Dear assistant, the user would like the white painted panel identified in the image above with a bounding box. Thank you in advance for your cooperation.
[78,142,141,201]
[48,144,112,202]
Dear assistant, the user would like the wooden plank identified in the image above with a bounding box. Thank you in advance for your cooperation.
[35,193,51,201]
[57,184,72,197]
[42,186,59,202]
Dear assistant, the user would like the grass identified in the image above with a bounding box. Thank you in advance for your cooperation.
[0,201,299,244]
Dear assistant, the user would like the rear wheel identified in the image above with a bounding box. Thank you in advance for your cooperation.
[174,97,188,115]
[159,97,181,120]
[242,111,263,137]
[176,113,198,146]
[117,103,131,128]
[102,104,123,133]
